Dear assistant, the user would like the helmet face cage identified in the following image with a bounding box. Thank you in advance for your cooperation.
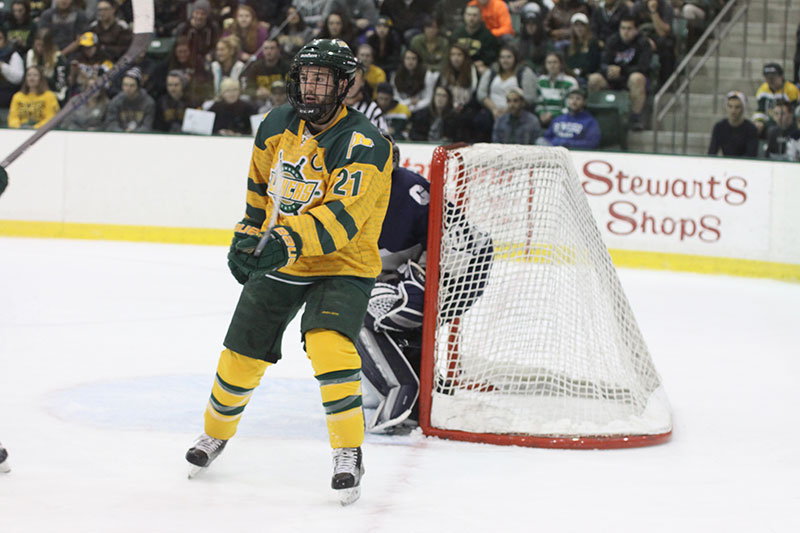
[288,39,357,124]
[287,64,349,123]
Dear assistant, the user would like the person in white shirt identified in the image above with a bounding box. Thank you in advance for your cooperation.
[0,28,25,107]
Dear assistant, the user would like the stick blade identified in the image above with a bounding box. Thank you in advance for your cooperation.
[187,465,206,479]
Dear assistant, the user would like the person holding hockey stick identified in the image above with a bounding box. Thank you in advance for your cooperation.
[356,141,494,433]
[185,39,392,506]
[0,0,154,193]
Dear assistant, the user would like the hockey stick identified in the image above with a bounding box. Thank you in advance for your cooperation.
[253,150,286,256]
[0,1,154,181]
[238,20,292,250]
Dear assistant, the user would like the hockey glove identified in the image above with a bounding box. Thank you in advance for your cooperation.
[227,218,262,284]
[228,225,302,280]
[367,260,426,333]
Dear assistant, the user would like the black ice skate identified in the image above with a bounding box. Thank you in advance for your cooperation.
[0,442,9,473]
[331,446,364,506]
[185,433,227,478]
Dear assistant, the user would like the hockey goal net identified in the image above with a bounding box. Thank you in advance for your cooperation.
[419,144,672,449]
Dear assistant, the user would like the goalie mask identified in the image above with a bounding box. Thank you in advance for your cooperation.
[288,39,358,124]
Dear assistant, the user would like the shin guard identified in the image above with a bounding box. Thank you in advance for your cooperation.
[204,348,270,440]
[306,329,364,449]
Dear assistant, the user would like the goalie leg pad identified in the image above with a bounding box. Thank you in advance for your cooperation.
[355,327,420,432]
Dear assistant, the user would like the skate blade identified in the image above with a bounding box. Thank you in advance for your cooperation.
[187,465,206,479]
[337,486,361,506]
[0,462,10,474]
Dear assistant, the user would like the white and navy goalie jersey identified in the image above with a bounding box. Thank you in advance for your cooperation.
[368,166,493,333]
[377,166,430,280]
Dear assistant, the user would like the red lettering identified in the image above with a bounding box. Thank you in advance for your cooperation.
[584,164,746,210]
[607,202,722,243]
[645,178,670,197]
[706,176,721,200]
[679,219,697,241]
[641,210,658,234]
[671,180,688,199]
[607,200,637,235]
[695,180,709,200]
[725,177,747,206]
[690,180,705,199]
[630,176,644,194]
[582,160,614,195]
[615,171,630,194]
[661,217,676,235]
[699,215,722,242]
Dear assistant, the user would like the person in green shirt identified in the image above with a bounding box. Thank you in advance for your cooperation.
[409,15,449,73]
[535,52,579,128]
[450,4,499,76]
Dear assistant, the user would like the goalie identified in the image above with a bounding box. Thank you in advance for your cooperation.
[356,141,494,433]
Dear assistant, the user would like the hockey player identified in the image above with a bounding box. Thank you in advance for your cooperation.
[185,39,392,506]
[0,442,9,473]
[356,141,494,433]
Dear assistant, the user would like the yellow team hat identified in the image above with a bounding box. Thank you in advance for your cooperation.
[79,32,98,47]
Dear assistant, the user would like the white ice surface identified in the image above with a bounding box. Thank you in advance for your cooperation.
[0,237,798,532]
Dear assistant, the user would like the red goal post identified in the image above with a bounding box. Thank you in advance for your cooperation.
[418,143,673,449]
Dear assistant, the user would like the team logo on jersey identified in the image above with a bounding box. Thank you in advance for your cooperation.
[346,131,374,159]
[269,151,322,215]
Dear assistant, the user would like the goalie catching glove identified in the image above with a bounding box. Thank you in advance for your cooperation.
[228,225,302,281]
[367,260,425,333]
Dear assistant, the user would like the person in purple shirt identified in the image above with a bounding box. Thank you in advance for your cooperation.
[541,87,601,149]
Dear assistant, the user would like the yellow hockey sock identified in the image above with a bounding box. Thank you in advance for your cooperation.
[204,348,270,440]
[306,329,364,449]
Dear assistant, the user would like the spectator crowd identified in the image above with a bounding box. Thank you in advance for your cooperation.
[708,61,800,161]
[0,0,796,160]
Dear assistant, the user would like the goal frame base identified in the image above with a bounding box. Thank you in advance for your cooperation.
[423,426,672,450]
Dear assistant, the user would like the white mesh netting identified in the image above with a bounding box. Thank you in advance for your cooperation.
[429,145,672,440]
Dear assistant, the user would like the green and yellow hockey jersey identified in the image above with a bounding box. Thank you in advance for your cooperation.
[244,104,392,280]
